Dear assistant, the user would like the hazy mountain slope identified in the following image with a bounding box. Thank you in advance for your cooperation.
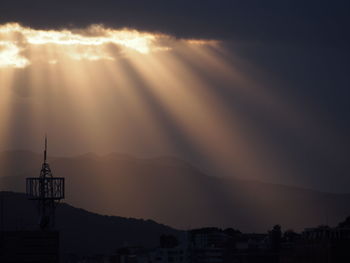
[0,192,180,256]
[0,151,349,231]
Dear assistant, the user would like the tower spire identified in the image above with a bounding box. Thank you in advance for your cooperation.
[44,135,47,164]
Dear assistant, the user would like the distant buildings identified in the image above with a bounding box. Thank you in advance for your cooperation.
[280,219,350,263]
[188,228,228,263]
[113,227,277,263]
[62,216,350,263]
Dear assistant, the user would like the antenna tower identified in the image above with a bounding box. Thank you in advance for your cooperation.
[26,137,65,230]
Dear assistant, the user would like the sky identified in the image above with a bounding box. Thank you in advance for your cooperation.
[0,0,349,193]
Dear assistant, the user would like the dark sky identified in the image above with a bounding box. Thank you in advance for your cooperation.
[1,0,349,46]
[1,1,349,193]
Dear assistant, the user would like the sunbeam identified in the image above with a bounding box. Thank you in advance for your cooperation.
[0,22,345,197]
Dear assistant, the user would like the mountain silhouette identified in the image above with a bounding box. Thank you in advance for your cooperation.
[0,191,180,257]
[1,151,349,232]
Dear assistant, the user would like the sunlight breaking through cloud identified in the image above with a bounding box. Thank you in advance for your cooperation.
[0,41,30,68]
[0,23,218,68]
[1,21,335,197]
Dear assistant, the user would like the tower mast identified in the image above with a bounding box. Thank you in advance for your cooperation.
[44,135,47,164]
[26,137,65,230]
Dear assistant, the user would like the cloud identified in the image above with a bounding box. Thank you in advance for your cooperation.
[0,0,349,47]
[0,41,30,68]
[0,23,217,68]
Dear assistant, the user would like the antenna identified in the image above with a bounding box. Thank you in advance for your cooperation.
[26,137,65,230]
[44,135,47,164]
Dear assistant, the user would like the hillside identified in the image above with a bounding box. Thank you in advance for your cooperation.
[1,151,349,231]
[0,191,180,256]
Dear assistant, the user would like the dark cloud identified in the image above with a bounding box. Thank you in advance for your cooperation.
[0,0,349,46]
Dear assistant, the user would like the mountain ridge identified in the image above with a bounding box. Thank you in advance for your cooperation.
[0,150,349,232]
[0,191,181,257]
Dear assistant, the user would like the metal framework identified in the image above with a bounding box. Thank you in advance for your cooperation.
[26,178,65,200]
[26,137,65,230]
